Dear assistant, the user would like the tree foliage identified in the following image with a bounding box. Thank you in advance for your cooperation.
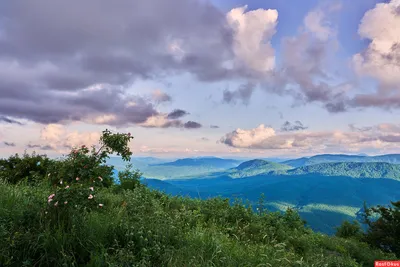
[362,201,400,257]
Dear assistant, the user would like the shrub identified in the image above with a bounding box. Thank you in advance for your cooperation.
[335,220,364,239]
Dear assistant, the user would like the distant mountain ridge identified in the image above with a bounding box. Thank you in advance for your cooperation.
[228,159,292,178]
[151,157,242,168]
[283,154,400,168]
[288,162,400,180]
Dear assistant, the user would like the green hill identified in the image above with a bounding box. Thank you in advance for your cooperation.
[228,159,292,178]
[288,162,400,180]
[283,154,400,168]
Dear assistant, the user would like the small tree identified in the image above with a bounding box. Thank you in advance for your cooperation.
[335,220,363,239]
[362,200,400,257]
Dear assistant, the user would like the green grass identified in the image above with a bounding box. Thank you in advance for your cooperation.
[0,179,397,267]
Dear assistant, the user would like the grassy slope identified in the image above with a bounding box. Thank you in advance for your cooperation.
[0,180,396,267]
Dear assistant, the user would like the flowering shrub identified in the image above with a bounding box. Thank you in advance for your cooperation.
[44,129,133,227]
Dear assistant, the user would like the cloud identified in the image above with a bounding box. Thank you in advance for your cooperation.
[199,137,209,142]
[226,5,278,73]
[260,3,350,112]
[280,121,308,132]
[351,0,400,109]
[220,123,400,153]
[0,116,23,125]
[35,124,101,152]
[151,89,172,104]
[26,144,52,150]
[139,114,201,129]
[4,142,16,147]
[184,121,202,129]
[210,125,220,129]
[304,7,337,41]
[0,0,280,125]
[167,109,189,119]
[222,82,255,105]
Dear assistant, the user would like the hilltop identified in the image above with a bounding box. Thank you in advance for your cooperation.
[228,159,292,178]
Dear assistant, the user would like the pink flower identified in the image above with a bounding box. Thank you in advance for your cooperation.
[98,176,103,181]
[64,201,68,205]
[89,187,94,191]
[48,194,55,199]
[54,201,58,207]
[48,199,53,203]
[98,203,104,208]
[76,177,80,181]
[65,185,70,189]
[128,133,131,136]
[88,194,94,200]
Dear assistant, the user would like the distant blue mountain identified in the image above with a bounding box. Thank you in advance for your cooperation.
[151,157,242,168]
[283,154,400,167]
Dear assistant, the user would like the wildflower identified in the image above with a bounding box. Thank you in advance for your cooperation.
[128,133,131,136]
[48,173,51,177]
[64,201,68,205]
[89,187,94,191]
[48,199,53,203]
[88,194,94,199]
[65,185,70,189]
[54,201,58,207]
[76,177,80,181]
[98,176,103,182]
[98,203,104,208]
[60,180,63,185]
[48,193,55,199]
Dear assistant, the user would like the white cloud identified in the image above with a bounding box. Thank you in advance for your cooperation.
[227,5,278,73]
[40,124,100,152]
[304,9,335,41]
[353,0,400,87]
[220,123,400,153]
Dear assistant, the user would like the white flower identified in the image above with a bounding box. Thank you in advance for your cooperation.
[60,180,63,185]
[64,201,68,205]
[89,187,94,191]
[76,177,80,181]
[65,185,70,189]
[54,201,58,207]
[98,203,104,208]
[48,173,51,177]
[88,194,94,199]
[98,176,103,181]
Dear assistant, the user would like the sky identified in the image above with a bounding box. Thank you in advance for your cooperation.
[0,0,400,159]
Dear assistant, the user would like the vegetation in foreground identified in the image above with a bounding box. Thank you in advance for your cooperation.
[0,130,399,267]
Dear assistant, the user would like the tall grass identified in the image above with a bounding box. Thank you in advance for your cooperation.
[0,179,396,267]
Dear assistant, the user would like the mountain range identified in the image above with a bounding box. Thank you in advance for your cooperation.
[108,153,400,235]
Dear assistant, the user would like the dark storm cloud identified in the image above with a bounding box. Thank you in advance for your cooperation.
[3,142,16,147]
[167,109,189,119]
[0,0,242,125]
[222,83,255,105]
[0,116,23,125]
[280,121,308,132]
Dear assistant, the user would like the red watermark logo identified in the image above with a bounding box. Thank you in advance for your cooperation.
[375,261,400,267]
